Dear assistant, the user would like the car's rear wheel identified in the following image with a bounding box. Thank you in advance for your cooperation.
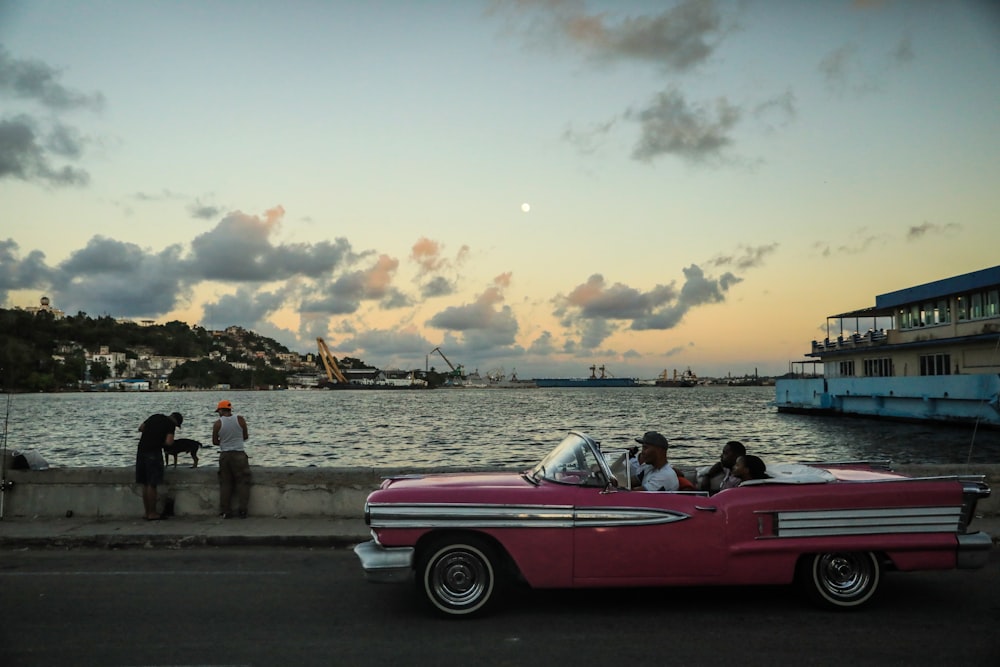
[799,551,881,610]
[417,535,504,618]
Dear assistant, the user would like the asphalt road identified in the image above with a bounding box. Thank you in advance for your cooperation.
[0,546,997,666]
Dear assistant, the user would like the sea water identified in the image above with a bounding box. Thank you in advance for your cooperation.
[2,387,998,469]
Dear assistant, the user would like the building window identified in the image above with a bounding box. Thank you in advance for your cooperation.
[936,299,951,324]
[956,295,968,321]
[987,289,999,318]
[863,358,893,377]
[970,292,984,319]
[838,361,855,377]
[919,353,951,376]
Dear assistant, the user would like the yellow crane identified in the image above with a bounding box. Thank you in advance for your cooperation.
[316,338,349,385]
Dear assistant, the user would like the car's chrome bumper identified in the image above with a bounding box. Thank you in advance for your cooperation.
[956,531,993,569]
[354,540,415,583]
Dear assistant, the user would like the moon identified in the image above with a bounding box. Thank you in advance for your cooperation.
[521,202,531,213]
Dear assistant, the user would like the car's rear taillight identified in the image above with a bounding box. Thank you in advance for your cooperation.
[959,480,991,532]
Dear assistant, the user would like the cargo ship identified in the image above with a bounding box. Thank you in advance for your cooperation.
[533,365,637,388]
[655,368,697,387]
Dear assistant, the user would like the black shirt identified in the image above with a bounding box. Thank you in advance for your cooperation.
[137,413,175,455]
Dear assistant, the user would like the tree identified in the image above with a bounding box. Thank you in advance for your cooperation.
[90,360,111,384]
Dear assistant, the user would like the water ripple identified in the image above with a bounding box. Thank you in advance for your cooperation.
[2,387,997,469]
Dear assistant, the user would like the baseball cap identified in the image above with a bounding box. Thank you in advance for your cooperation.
[634,431,668,449]
[215,400,233,412]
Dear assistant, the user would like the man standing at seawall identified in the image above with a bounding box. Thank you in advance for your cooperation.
[136,411,182,520]
[212,400,250,518]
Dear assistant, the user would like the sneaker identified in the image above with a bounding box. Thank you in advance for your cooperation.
[238,510,248,519]
[220,512,233,519]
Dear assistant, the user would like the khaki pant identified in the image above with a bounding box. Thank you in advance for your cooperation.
[218,451,251,516]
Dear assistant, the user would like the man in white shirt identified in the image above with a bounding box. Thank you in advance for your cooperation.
[631,431,679,492]
[212,399,250,518]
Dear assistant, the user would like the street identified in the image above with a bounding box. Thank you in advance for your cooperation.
[1,546,997,666]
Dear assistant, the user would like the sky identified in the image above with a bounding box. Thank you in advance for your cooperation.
[1,0,998,380]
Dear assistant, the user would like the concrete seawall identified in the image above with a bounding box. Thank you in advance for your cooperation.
[2,464,997,521]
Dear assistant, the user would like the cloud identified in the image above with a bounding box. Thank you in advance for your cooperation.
[189,200,224,220]
[420,275,455,298]
[561,118,617,155]
[629,88,740,163]
[0,46,104,111]
[187,207,356,281]
[51,236,188,316]
[752,91,796,132]
[200,285,290,329]
[410,237,468,298]
[555,264,740,348]
[504,0,724,72]
[0,115,90,186]
[339,325,434,360]
[560,274,677,320]
[906,221,961,241]
[569,0,723,71]
[0,48,101,187]
[524,330,555,356]
[0,239,52,303]
[411,237,446,274]
[813,229,886,257]
[709,242,779,270]
[426,275,519,347]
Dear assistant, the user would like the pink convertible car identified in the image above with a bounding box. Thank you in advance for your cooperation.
[354,431,992,617]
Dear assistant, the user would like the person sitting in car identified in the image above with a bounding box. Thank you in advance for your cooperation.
[732,454,768,485]
[630,431,679,491]
[697,440,746,493]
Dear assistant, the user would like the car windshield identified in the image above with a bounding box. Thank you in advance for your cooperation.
[530,432,609,487]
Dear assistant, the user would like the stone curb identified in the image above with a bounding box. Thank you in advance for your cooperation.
[0,534,368,550]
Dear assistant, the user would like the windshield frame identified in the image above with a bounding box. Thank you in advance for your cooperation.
[529,431,613,488]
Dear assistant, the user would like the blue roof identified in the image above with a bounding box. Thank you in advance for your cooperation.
[875,265,1000,310]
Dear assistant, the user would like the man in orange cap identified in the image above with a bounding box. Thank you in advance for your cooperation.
[211,400,250,518]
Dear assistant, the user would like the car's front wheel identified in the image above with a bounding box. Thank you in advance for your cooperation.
[799,551,881,610]
[417,536,504,618]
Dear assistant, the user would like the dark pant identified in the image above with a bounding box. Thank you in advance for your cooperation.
[218,451,251,515]
[135,451,164,486]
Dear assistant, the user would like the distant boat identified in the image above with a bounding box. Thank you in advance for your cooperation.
[534,365,637,388]
[655,368,697,388]
[776,264,1000,428]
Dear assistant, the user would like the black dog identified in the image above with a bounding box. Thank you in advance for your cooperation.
[163,438,203,468]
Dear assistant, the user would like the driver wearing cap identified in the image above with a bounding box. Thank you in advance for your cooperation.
[630,431,680,492]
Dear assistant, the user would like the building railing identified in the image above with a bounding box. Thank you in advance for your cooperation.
[812,329,888,353]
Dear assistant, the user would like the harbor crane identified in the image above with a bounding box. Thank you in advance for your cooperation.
[316,337,349,385]
[428,347,464,379]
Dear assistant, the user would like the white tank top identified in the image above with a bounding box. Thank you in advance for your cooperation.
[217,414,245,452]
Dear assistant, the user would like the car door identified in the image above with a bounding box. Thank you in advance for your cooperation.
[571,488,726,583]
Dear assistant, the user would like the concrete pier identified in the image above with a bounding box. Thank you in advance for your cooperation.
[2,463,997,520]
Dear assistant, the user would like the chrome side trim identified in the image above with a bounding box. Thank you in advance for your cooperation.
[367,503,690,529]
[354,540,415,583]
[574,507,690,527]
[369,503,575,529]
[775,506,962,537]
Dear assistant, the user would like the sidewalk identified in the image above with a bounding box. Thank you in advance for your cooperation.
[1,515,997,550]
[0,515,371,549]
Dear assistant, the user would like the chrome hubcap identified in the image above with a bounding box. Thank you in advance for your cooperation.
[818,553,872,597]
[431,549,489,607]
